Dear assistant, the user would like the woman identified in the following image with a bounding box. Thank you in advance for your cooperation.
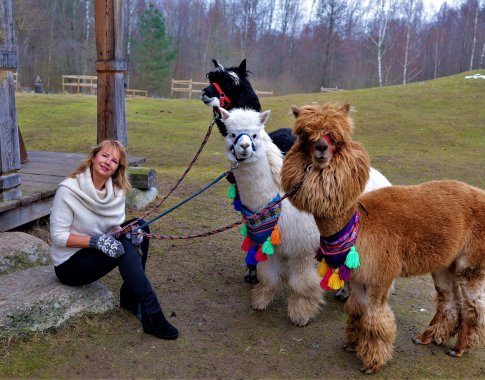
[50,140,178,340]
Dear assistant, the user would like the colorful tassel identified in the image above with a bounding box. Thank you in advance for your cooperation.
[240,224,247,237]
[228,183,237,199]
[233,197,242,211]
[262,238,275,255]
[270,225,281,245]
[317,260,329,277]
[320,268,333,290]
[241,236,252,251]
[339,265,351,282]
[246,246,257,266]
[328,269,345,290]
[345,246,360,269]
[256,247,267,262]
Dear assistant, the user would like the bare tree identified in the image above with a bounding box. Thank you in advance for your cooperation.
[468,0,479,70]
[367,0,397,86]
[399,0,423,83]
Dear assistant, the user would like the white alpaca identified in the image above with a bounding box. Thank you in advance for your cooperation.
[219,108,391,325]
[220,108,322,326]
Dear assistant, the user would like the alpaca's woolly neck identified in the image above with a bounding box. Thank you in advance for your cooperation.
[233,154,282,212]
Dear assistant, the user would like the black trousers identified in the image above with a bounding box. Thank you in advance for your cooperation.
[54,220,161,315]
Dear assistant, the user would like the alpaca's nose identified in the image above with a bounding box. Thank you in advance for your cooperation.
[240,141,250,149]
[314,140,328,154]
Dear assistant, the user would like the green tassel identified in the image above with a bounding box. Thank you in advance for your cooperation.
[262,238,274,255]
[345,246,360,269]
[240,224,247,237]
[228,183,236,199]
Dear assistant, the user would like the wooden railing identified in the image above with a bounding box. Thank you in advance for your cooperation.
[62,75,97,94]
[171,78,207,99]
[255,89,274,96]
[171,78,274,98]
[320,87,341,93]
[126,89,148,97]
[61,75,147,97]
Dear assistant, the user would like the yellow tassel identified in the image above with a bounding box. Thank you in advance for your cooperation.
[270,225,281,245]
[317,260,328,277]
[328,269,344,290]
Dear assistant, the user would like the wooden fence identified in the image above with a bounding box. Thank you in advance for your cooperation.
[171,78,274,98]
[170,79,207,99]
[61,75,147,97]
[320,87,341,93]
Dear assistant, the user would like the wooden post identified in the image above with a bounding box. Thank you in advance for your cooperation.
[0,0,22,202]
[94,0,127,145]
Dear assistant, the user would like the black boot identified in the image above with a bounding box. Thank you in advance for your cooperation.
[141,311,179,340]
[244,264,258,284]
[120,283,140,317]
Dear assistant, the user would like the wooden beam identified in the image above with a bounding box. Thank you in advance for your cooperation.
[0,0,22,202]
[94,0,127,145]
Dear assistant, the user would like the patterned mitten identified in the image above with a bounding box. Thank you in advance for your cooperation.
[89,234,125,258]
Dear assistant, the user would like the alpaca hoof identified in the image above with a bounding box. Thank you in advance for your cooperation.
[244,273,259,284]
[360,365,379,375]
[290,316,310,327]
[447,349,463,358]
[412,336,423,345]
[343,343,357,352]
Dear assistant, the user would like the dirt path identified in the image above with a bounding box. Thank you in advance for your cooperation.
[3,232,485,378]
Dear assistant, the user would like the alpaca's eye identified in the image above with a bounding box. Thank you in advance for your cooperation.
[252,134,257,139]
[230,133,236,138]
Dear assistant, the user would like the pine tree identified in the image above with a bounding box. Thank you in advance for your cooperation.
[131,5,177,95]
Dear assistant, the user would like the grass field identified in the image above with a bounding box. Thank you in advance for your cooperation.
[3,70,485,378]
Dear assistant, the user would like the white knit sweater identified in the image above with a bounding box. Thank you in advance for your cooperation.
[50,168,125,266]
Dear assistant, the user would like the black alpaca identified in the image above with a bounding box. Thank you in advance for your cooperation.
[201,59,295,155]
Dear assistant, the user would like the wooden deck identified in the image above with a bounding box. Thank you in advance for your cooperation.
[0,150,145,231]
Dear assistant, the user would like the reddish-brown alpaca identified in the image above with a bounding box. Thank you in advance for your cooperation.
[281,103,485,374]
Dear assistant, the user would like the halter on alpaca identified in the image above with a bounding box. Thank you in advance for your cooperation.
[201,59,296,154]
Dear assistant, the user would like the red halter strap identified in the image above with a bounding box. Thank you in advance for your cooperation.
[309,132,334,155]
[212,82,232,109]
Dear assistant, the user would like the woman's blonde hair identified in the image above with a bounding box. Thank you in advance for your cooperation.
[70,140,131,194]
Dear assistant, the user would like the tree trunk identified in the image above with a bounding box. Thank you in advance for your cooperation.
[469,0,479,71]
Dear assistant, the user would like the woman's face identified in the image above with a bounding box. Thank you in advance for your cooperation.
[91,146,121,184]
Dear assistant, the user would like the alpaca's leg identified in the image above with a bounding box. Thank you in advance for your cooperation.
[251,258,282,310]
[448,268,485,357]
[413,269,459,346]
[355,283,396,374]
[344,282,365,352]
[287,256,324,326]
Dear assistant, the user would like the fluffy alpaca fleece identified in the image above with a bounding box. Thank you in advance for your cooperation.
[281,103,485,374]
[220,107,323,326]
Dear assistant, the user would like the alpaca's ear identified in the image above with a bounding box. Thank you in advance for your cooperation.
[239,59,247,74]
[290,105,301,118]
[341,103,351,113]
[213,59,223,69]
[259,110,271,126]
[219,108,231,121]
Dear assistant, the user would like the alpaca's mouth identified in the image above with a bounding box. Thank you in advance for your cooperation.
[201,94,219,107]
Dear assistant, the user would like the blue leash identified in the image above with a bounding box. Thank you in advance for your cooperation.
[133,168,233,232]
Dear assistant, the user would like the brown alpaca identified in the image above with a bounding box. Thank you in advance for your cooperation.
[281,103,485,374]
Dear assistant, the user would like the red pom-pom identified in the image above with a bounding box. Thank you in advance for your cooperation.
[320,268,333,290]
[241,236,252,252]
[256,247,267,262]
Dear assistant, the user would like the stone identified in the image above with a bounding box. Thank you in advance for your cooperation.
[0,231,51,274]
[126,187,158,210]
[0,266,114,339]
